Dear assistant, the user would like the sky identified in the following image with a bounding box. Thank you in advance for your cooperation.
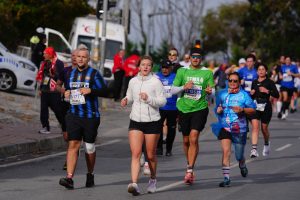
[127,0,247,48]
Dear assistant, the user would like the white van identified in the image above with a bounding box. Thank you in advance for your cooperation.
[45,15,126,87]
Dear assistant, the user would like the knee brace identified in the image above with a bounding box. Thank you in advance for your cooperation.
[83,142,96,154]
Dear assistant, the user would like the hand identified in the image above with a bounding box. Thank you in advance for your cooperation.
[121,98,128,107]
[250,89,256,95]
[183,80,193,90]
[64,90,70,99]
[217,104,223,114]
[80,88,91,95]
[205,85,212,94]
[231,106,244,113]
[259,86,269,94]
[287,71,292,76]
[139,92,148,101]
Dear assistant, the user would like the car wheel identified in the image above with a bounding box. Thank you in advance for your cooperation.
[0,69,17,91]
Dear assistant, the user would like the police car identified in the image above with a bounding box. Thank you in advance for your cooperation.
[0,42,37,91]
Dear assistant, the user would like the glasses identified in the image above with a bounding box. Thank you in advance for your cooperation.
[191,55,201,59]
[168,53,177,56]
[228,79,239,83]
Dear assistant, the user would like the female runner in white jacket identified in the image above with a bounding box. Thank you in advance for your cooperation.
[121,55,166,195]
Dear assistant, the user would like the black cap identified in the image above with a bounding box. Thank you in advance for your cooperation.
[190,47,202,56]
[161,59,173,68]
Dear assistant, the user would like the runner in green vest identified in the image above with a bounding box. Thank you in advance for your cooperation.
[172,47,214,185]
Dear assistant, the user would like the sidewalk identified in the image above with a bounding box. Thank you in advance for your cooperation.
[0,91,217,160]
[0,92,128,159]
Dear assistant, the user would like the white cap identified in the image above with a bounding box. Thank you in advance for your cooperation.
[36,27,44,33]
[238,58,246,64]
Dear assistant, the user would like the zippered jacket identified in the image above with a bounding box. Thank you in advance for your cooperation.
[125,73,166,122]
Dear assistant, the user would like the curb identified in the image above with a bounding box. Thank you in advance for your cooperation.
[0,136,65,159]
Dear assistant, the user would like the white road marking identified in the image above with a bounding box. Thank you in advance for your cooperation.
[275,144,292,151]
[0,139,121,168]
[156,158,254,192]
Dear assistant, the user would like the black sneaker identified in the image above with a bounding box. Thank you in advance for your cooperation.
[290,108,297,113]
[277,112,282,119]
[240,167,248,177]
[219,177,231,187]
[156,148,163,156]
[59,177,74,189]
[86,173,95,187]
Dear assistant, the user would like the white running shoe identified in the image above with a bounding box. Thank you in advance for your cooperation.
[262,143,270,156]
[281,113,287,120]
[147,178,157,193]
[250,149,259,158]
[143,162,151,176]
[127,183,140,196]
[39,127,50,134]
[140,153,145,167]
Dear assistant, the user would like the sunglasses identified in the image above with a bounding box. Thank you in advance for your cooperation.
[168,53,177,56]
[228,79,239,83]
[191,55,202,59]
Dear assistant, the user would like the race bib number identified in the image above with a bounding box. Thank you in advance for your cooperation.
[184,85,202,100]
[164,85,172,98]
[43,76,50,85]
[254,100,266,111]
[282,73,292,82]
[244,81,252,92]
[70,89,86,105]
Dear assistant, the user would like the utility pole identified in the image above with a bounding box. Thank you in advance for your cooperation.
[99,0,108,74]
[122,0,130,46]
[145,11,170,56]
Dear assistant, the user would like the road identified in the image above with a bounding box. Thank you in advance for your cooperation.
[0,108,299,200]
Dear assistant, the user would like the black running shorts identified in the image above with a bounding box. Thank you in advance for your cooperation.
[178,107,209,136]
[248,103,272,124]
[66,113,100,143]
[129,120,162,134]
[280,86,294,97]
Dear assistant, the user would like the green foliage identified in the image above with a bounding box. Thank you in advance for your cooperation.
[0,0,93,50]
[201,2,249,56]
[242,0,300,62]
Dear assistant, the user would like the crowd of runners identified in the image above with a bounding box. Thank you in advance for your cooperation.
[34,42,300,195]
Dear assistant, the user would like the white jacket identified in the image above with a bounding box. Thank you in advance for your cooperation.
[126,73,166,122]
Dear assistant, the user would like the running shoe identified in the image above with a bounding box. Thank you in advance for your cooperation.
[165,152,172,157]
[219,177,231,187]
[250,149,259,158]
[85,173,95,187]
[59,177,74,189]
[143,162,151,176]
[156,148,163,156]
[147,178,157,193]
[262,143,271,156]
[277,112,282,119]
[184,171,195,185]
[127,183,141,196]
[281,113,287,120]
[240,166,248,177]
[39,127,50,134]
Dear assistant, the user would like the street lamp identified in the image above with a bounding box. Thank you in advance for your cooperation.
[145,11,170,56]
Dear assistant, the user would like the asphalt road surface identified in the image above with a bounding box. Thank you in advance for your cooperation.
[0,110,299,200]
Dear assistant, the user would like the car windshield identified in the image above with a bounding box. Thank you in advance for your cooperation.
[0,42,8,52]
[77,36,122,60]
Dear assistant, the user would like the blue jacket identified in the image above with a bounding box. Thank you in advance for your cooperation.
[156,72,177,110]
[211,88,256,136]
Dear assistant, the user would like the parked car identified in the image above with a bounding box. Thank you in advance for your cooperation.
[0,42,37,92]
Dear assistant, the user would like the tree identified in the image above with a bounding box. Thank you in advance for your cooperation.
[242,0,300,62]
[0,0,93,50]
[201,2,249,61]
[129,0,205,58]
